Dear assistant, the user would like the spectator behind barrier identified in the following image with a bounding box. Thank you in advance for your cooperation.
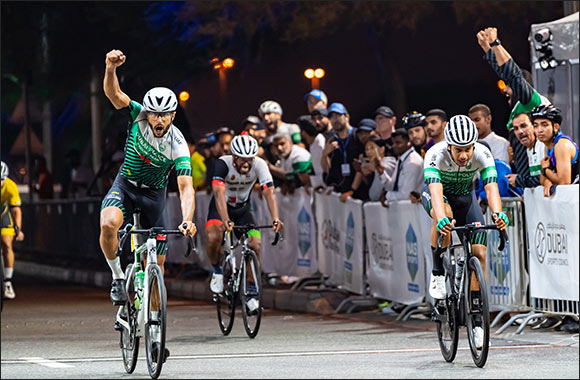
[297,115,326,191]
[425,108,447,148]
[373,128,424,205]
[216,127,235,155]
[531,104,580,197]
[505,112,545,189]
[272,132,313,195]
[475,140,523,203]
[476,27,551,194]
[402,111,430,158]
[468,103,510,163]
[322,103,361,194]
[304,89,328,114]
[374,106,397,157]
[241,115,266,157]
[187,138,207,191]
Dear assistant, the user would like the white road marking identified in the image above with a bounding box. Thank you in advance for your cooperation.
[2,344,561,365]
[18,357,73,368]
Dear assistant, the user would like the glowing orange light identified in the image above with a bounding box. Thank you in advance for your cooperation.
[222,58,234,68]
[304,69,314,79]
[179,91,190,102]
[314,68,325,78]
[497,80,507,90]
[213,63,222,70]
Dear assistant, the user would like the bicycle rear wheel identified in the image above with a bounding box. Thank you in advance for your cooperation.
[240,249,262,339]
[145,265,167,379]
[120,263,139,373]
[216,253,236,335]
[465,256,490,368]
[436,258,459,362]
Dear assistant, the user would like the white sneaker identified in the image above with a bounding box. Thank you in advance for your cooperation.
[210,273,224,293]
[473,326,484,349]
[4,281,15,299]
[246,297,259,312]
[429,274,446,300]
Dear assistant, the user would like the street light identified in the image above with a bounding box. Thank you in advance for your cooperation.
[304,67,325,89]
[179,91,190,102]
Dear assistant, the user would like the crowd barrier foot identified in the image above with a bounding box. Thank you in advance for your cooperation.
[495,311,546,335]
[334,296,378,314]
[396,301,433,322]
[291,273,329,291]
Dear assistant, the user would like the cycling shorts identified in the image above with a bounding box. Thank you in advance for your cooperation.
[206,197,261,240]
[101,174,168,255]
[420,183,487,246]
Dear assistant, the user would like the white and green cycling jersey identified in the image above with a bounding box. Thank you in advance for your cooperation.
[120,100,192,189]
[424,141,497,196]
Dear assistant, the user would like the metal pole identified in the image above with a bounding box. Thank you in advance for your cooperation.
[22,78,34,202]
[90,65,102,194]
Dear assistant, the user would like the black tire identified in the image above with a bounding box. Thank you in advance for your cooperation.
[145,265,167,379]
[465,256,490,368]
[436,256,459,362]
[120,263,139,374]
[240,249,262,339]
[1,257,4,312]
[216,253,236,335]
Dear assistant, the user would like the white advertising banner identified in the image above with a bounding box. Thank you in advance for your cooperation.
[314,192,365,294]
[525,185,579,301]
[254,187,318,278]
[364,201,429,304]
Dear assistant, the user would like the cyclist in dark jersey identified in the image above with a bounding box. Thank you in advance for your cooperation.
[101,49,197,307]
[531,104,580,196]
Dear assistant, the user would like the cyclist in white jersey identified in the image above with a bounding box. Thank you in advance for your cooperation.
[421,115,508,349]
[205,135,284,311]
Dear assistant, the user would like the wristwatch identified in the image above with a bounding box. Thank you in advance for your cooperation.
[490,39,501,47]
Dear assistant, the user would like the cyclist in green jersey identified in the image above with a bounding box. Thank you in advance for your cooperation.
[101,49,197,305]
[421,115,508,349]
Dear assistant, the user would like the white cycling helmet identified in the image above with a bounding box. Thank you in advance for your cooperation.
[143,87,178,112]
[258,100,282,117]
[230,135,259,158]
[1,161,8,182]
[445,115,478,146]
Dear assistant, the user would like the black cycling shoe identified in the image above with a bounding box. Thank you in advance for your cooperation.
[110,279,128,306]
[151,342,170,363]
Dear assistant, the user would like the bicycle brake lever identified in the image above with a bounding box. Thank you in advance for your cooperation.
[184,236,196,258]
[498,229,508,251]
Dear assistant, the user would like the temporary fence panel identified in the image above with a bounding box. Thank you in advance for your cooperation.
[524,185,579,302]
[314,192,365,294]
[364,201,429,304]
[485,197,529,310]
[255,187,319,278]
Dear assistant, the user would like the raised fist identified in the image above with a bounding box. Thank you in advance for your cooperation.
[105,49,126,68]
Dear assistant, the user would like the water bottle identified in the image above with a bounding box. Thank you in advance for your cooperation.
[134,271,145,310]
[454,257,465,294]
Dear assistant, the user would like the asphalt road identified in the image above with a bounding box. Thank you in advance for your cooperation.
[1,276,578,379]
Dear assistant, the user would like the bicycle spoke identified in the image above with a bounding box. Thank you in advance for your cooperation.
[241,250,262,339]
[145,265,167,379]
[465,256,490,368]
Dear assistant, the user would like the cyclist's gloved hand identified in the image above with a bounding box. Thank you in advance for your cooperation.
[272,219,283,234]
[436,217,455,236]
[179,221,197,237]
[493,212,509,230]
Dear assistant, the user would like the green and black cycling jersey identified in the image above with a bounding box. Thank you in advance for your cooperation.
[119,100,192,189]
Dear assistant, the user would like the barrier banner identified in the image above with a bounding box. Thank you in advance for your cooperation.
[524,185,579,301]
[364,201,428,304]
[254,187,318,278]
[314,192,365,294]
[485,198,527,307]
[165,192,213,270]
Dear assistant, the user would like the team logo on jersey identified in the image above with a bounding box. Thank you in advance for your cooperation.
[231,175,236,180]
[159,143,166,152]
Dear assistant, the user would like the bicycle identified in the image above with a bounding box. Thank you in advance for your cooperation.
[432,220,508,368]
[214,224,281,339]
[114,210,194,379]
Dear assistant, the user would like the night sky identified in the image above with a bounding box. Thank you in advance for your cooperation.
[1,1,567,183]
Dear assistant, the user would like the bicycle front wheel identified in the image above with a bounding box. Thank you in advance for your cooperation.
[465,256,490,368]
[120,263,139,374]
[145,265,167,379]
[240,249,262,339]
[216,253,236,335]
[436,260,459,362]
